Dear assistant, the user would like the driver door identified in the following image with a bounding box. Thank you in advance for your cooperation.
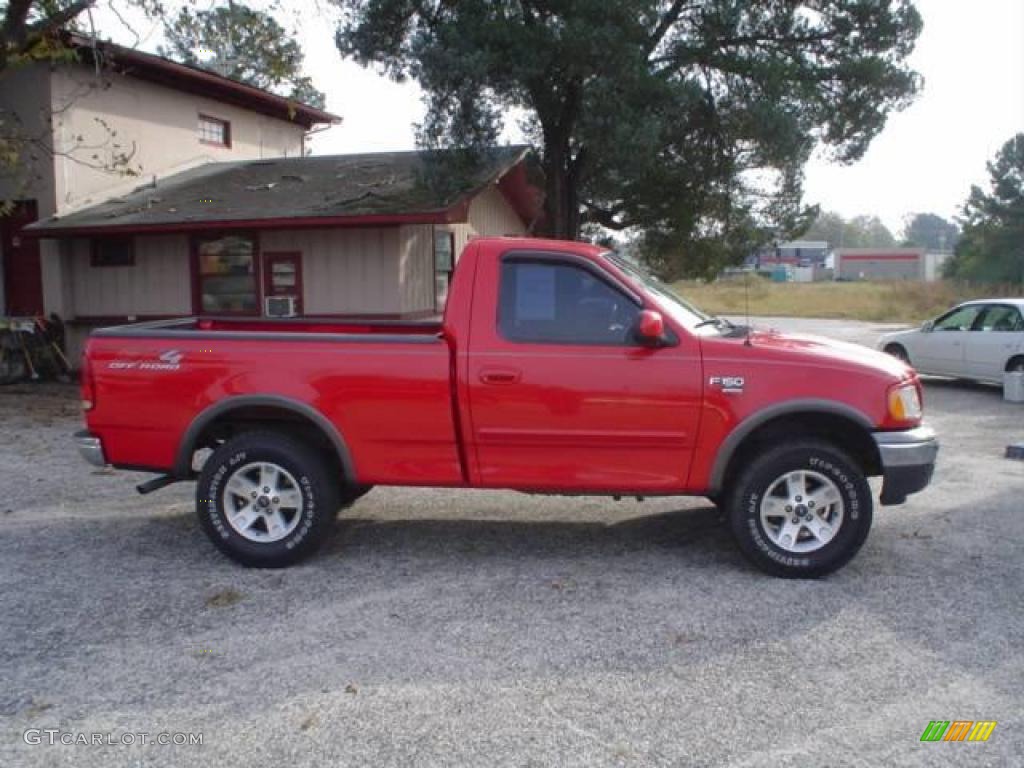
[916,304,981,376]
[465,251,703,492]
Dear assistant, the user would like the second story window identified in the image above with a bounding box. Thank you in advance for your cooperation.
[198,114,231,148]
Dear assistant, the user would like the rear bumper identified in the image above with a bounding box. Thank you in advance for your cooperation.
[74,430,107,467]
[873,425,938,506]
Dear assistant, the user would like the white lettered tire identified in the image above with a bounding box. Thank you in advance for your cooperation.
[196,431,340,567]
[726,440,873,578]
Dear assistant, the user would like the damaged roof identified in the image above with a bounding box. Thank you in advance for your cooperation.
[29,146,532,236]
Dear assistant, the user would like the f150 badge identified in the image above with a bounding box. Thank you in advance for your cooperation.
[709,376,745,393]
[108,350,183,371]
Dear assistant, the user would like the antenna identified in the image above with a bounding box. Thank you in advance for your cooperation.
[744,269,752,346]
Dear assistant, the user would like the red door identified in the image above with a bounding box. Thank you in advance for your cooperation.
[262,252,303,315]
[465,250,703,492]
[2,200,44,316]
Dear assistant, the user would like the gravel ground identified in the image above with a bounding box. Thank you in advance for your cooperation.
[1,318,1022,767]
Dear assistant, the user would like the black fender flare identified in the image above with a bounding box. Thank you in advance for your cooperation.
[706,399,876,494]
[174,394,356,481]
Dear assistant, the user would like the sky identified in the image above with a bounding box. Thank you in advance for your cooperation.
[97,0,1024,237]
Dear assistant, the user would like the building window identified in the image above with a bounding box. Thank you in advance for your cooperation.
[196,235,258,314]
[198,114,231,147]
[434,230,455,311]
[498,258,641,345]
[91,237,135,267]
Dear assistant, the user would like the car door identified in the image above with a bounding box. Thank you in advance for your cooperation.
[465,250,703,492]
[964,304,1024,382]
[915,304,982,376]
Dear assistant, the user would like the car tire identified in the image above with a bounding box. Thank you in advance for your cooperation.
[726,440,873,578]
[196,431,341,567]
[884,344,910,364]
[1007,357,1024,373]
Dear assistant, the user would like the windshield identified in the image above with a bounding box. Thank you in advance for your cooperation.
[603,251,713,329]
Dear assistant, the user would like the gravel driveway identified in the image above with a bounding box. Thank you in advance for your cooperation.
[1,318,1021,767]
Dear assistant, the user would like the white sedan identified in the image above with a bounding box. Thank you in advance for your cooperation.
[879,299,1024,384]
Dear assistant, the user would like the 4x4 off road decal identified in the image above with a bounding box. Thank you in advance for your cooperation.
[920,720,997,742]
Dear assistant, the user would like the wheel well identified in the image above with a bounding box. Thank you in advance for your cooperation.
[884,342,908,357]
[1005,355,1024,372]
[720,412,881,492]
[183,405,346,480]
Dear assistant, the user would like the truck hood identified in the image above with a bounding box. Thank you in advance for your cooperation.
[706,326,912,380]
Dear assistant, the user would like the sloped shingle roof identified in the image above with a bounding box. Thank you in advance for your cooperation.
[29,146,530,235]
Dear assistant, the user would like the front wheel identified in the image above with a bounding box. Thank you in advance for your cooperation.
[196,431,341,567]
[726,440,873,578]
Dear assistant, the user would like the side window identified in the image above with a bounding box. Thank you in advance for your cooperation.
[934,305,982,331]
[977,305,1023,332]
[498,260,641,345]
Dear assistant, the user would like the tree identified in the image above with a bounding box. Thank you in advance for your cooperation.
[901,212,959,252]
[800,211,896,249]
[334,0,922,278]
[159,1,325,108]
[945,134,1024,285]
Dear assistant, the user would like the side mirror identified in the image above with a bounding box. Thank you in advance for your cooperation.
[921,320,934,333]
[635,309,666,347]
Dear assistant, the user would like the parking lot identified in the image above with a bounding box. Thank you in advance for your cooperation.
[1,318,1021,767]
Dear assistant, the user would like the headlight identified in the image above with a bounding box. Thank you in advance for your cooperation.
[888,382,922,422]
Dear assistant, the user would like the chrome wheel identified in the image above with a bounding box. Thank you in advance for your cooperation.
[222,462,304,543]
[759,469,844,554]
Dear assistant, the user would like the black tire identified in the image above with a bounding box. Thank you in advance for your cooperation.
[196,431,341,567]
[884,344,909,364]
[726,440,873,578]
[1007,357,1024,373]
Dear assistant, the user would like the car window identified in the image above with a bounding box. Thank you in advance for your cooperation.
[934,305,982,331]
[974,305,1024,332]
[499,259,641,345]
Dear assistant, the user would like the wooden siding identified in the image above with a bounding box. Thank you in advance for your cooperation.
[261,228,401,314]
[69,234,191,316]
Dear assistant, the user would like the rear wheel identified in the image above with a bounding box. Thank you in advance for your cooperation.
[884,344,910,364]
[196,431,341,567]
[1007,357,1024,373]
[726,440,873,578]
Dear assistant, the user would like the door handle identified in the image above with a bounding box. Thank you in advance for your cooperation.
[479,368,521,384]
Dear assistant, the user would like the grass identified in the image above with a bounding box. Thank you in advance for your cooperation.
[671,277,1021,325]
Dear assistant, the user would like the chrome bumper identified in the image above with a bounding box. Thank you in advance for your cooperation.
[74,430,107,467]
[873,425,938,505]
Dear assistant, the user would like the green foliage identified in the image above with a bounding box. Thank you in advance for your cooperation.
[800,211,896,249]
[334,0,922,278]
[945,134,1024,285]
[160,1,325,108]
[901,212,959,251]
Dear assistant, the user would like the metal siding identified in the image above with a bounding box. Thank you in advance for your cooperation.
[70,234,191,316]
[398,224,435,313]
[467,185,527,239]
[261,228,402,314]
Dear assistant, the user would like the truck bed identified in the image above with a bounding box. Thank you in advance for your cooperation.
[84,315,462,485]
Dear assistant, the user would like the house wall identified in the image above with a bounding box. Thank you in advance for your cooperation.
[48,64,306,215]
[398,224,436,314]
[0,65,58,316]
[261,228,402,315]
[836,250,924,281]
[68,235,191,317]
[445,183,528,264]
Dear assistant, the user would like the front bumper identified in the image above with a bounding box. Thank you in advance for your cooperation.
[74,430,107,467]
[873,425,938,506]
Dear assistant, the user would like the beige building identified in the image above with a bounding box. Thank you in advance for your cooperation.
[3,36,540,360]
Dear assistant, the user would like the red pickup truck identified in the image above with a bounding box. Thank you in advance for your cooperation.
[76,237,937,577]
